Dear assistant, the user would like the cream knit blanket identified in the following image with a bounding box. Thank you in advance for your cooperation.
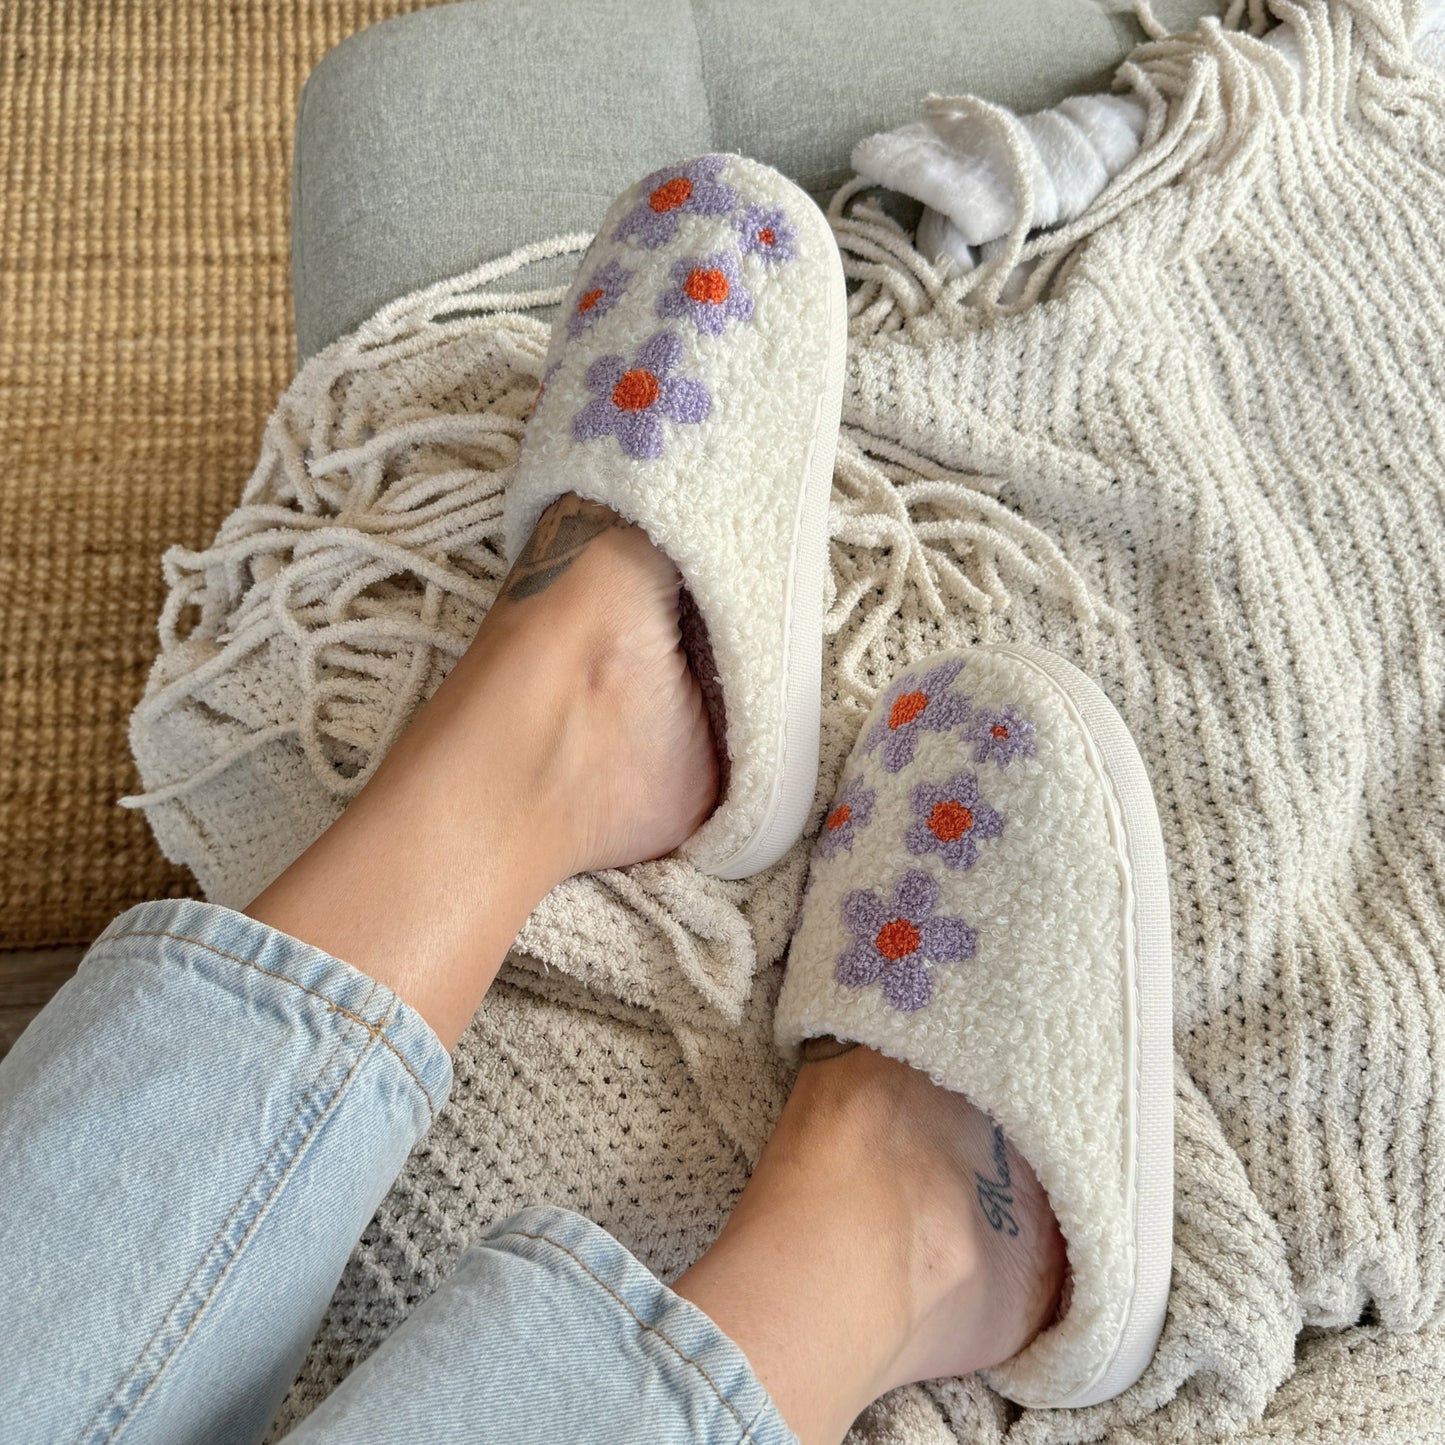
[128,1,1445,1438]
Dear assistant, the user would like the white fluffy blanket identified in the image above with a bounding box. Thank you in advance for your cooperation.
[129,1,1445,1438]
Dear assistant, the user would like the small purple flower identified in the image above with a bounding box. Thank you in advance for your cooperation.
[657,251,754,336]
[970,705,1037,767]
[736,203,798,265]
[572,331,710,460]
[864,660,970,773]
[615,156,738,249]
[906,772,1003,870]
[566,259,633,339]
[835,870,976,1012]
[817,776,875,860]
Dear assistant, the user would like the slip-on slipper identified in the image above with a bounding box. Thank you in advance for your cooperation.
[774,641,1174,1408]
[504,153,847,879]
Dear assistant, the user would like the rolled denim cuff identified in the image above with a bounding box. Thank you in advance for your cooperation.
[481,1205,798,1444]
[287,1201,798,1444]
[0,897,452,1444]
[93,896,453,1119]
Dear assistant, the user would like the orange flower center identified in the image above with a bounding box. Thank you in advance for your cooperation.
[758,227,775,246]
[992,724,1009,739]
[684,267,730,305]
[577,288,604,314]
[612,369,660,411]
[649,176,693,213]
[875,918,921,961]
[889,690,928,729]
[928,800,974,841]
[825,803,852,831]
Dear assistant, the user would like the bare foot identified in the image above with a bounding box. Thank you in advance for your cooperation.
[247,494,719,1047]
[854,1048,1069,1390]
[673,1045,1068,1445]
[486,493,719,875]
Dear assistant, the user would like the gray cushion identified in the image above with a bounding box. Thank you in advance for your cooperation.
[292,0,1222,360]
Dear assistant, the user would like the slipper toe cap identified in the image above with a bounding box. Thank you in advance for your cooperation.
[776,642,1175,1407]
[506,153,847,879]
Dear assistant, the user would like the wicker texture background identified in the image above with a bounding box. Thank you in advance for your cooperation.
[0,2,427,947]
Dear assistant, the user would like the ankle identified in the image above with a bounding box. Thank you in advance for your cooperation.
[879,1082,1068,1389]
[781,1051,993,1347]
[244,622,590,1047]
[476,501,719,872]
[674,1116,923,1445]
[684,1048,1067,1438]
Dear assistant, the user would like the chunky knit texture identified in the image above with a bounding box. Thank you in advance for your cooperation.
[127,1,1445,1439]
[853,0,1445,276]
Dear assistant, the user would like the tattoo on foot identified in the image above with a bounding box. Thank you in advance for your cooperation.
[975,1122,1020,1237]
[498,495,622,602]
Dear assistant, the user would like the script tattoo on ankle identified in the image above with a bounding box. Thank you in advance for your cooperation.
[498,495,622,601]
[975,1122,1021,1237]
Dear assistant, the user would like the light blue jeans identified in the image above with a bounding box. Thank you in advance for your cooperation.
[0,897,795,1445]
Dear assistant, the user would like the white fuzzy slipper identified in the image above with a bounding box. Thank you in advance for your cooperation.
[504,153,847,879]
[774,641,1174,1408]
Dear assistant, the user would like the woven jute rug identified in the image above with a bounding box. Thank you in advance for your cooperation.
[0,2,426,947]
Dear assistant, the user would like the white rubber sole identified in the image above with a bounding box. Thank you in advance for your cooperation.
[710,213,848,881]
[985,641,1175,1408]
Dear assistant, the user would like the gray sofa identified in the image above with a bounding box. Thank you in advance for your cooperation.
[291,0,1222,360]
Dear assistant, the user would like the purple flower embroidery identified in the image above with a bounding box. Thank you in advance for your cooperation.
[615,156,738,249]
[572,331,710,460]
[736,203,798,265]
[864,660,970,773]
[566,259,633,339]
[970,705,1037,767]
[817,777,875,860]
[657,251,754,336]
[836,870,976,1012]
[906,772,1003,870]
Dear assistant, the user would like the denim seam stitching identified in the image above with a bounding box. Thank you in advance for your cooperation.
[95,928,438,1121]
[75,984,391,1444]
[740,1397,787,1445]
[497,1228,759,1443]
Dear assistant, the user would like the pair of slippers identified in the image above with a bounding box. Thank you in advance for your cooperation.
[504,154,1173,1410]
